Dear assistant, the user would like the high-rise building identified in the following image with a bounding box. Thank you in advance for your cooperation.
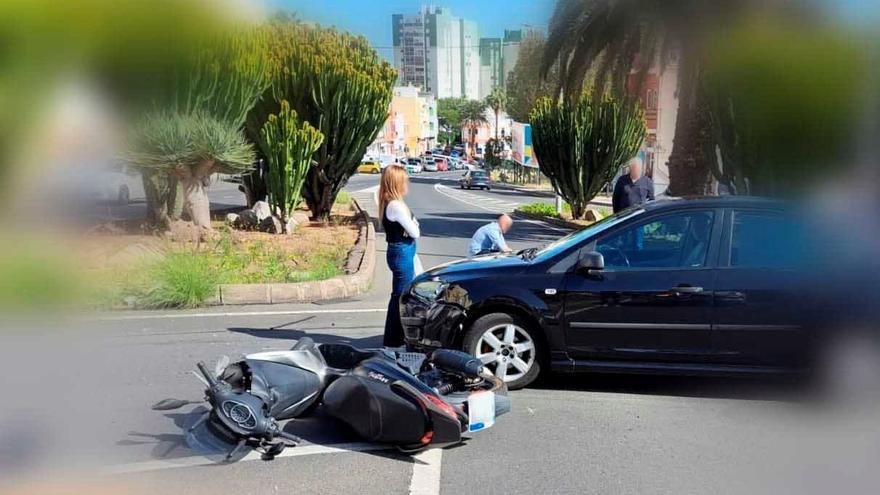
[501,29,523,89]
[392,6,479,100]
[478,38,502,99]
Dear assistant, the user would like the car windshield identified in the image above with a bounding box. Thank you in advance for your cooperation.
[529,207,646,261]
[473,171,487,178]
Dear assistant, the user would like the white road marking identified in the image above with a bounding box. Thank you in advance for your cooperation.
[408,448,443,495]
[105,441,390,475]
[433,183,571,234]
[92,308,388,322]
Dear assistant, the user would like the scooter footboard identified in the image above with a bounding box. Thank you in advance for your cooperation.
[322,375,428,444]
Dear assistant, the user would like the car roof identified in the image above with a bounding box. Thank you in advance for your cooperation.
[642,196,788,211]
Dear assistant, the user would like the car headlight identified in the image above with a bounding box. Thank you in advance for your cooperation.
[412,280,448,301]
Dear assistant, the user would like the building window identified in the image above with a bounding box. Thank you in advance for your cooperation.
[646,89,658,111]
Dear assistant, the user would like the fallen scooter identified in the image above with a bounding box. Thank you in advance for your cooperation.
[153,338,510,461]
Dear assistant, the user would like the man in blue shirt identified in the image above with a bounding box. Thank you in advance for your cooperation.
[468,214,513,257]
[612,157,655,213]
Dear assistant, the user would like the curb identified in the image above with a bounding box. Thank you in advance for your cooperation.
[214,199,376,305]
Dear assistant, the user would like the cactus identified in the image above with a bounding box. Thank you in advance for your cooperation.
[259,101,324,233]
[530,94,646,219]
[246,23,396,222]
[129,29,270,230]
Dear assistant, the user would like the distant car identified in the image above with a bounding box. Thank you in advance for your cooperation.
[405,158,423,175]
[435,157,448,171]
[459,170,490,190]
[423,158,438,172]
[358,160,381,174]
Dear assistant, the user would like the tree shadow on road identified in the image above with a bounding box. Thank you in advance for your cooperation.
[415,215,562,244]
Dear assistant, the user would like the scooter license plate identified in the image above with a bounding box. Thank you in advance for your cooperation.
[466,391,495,432]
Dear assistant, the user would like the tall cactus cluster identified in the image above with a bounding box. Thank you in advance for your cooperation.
[247,22,396,222]
[530,94,646,219]
[259,101,324,233]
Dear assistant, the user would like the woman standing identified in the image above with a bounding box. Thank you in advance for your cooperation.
[379,165,420,347]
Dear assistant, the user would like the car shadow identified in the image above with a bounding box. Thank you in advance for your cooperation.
[532,371,808,401]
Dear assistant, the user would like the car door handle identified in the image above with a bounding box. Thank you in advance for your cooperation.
[671,285,703,295]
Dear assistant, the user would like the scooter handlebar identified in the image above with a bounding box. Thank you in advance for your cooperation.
[431,349,483,377]
[196,361,218,387]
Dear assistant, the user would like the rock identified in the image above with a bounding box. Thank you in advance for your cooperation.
[292,212,311,225]
[234,210,258,230]
[284,217,298,234]
[584,209,605,223]
[252,201,272,221]
[225,213,239,225]
[259,215,283,234]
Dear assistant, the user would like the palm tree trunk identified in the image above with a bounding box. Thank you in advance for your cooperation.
[666,60,712,196]
[180,160,216,230]
[142,169,171,231]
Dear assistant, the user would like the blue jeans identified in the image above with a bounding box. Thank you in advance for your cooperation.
[384,239,416,347]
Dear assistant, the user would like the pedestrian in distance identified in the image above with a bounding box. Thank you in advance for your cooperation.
[468,214,513,257]
[612,156,655,213]
[379,165,420,347]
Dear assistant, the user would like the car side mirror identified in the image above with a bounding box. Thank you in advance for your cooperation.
[577,252,605,275]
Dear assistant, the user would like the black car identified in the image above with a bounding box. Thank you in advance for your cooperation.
[401,197,818,389]
[460,170,490,190]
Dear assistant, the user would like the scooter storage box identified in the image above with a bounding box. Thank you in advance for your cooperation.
[322,374,427,444]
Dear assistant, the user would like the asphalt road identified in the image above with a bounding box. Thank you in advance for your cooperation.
[2,171,876,495]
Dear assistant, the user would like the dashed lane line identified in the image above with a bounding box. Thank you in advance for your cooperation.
[408,448,443,495]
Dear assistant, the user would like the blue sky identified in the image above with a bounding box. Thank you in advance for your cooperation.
[269,0,878,60]
[270,0,557,60]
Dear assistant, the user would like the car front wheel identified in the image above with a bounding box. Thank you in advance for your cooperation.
[463,312,542,390]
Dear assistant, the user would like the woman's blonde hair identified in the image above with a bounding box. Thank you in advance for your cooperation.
[378,165,409,217]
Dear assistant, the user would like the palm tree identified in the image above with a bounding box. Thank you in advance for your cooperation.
[542,0,750,196]
[485,87,508,140]
[460,100,488,159]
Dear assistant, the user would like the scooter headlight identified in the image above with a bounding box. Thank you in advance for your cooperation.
[221,400,257,430]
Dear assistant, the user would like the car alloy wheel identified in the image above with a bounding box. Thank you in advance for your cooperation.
[475,323,536,383]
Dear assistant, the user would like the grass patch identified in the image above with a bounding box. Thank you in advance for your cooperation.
[516,202,611,221]
[96,223,356,309]
[209,230,347,284]
[143,252,217,308]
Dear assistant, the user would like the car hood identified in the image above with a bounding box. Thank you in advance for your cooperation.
[421,253,529,280]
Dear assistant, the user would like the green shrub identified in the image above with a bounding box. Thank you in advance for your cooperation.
[144,253,217,308]
[516,202,559,218]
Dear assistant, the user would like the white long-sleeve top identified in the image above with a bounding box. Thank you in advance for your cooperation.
[385,200,420,239]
